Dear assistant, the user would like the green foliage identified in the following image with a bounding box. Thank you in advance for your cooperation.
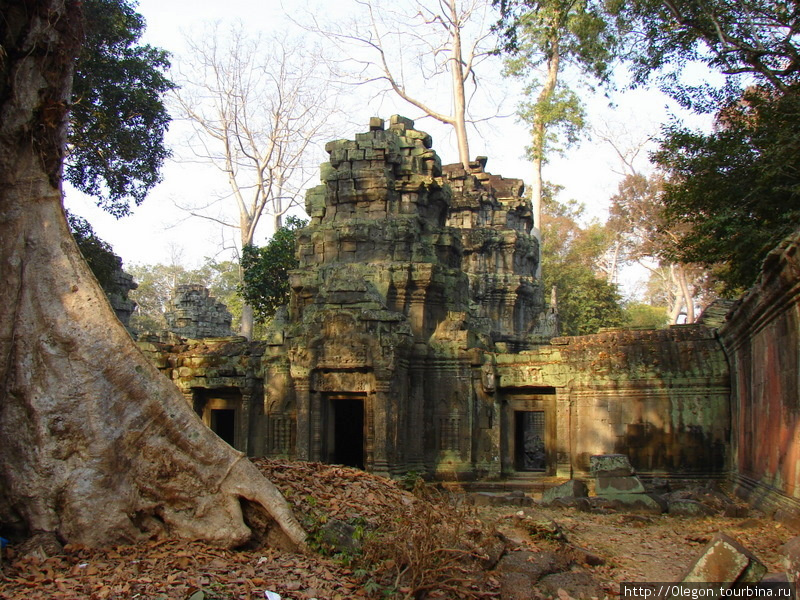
[239,217,307,324]
[540,191,625,335]
[622,302,669,329]
[68,0,173,216]
[128,259,240,333]
[616,0,800,106]
[653,87,800,292]
[66,211,122,291]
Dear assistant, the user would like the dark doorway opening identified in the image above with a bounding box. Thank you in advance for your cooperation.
[515,410,546,471]
[211,409,236,446]
[332,398,365,469]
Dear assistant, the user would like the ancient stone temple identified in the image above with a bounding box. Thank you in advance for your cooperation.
[135,116,735,484]
[256,116,729,479]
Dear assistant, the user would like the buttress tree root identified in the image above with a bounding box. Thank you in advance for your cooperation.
[0,0,306,550]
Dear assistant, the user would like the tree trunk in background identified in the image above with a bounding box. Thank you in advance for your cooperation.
[0,0,304,549]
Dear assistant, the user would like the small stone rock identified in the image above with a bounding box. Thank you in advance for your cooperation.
[605,493,666,514]
[318,519,361,554]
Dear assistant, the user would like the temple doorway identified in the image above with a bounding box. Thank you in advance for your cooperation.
[192,387,242,450]
[328,396,365,469]
[210,409,236,446]
[515,411,546,471]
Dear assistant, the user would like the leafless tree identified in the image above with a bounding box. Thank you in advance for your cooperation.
[301,0,501,168]
[174,24,340,337]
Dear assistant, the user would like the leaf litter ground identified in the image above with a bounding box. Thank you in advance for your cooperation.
[0,460,793,599]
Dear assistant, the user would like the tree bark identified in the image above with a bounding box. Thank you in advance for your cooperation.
[0,0,305,550]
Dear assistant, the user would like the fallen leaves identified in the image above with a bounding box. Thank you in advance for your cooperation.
[0,539,363,599]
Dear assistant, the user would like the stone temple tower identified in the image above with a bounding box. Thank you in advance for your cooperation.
[262,116,549,477]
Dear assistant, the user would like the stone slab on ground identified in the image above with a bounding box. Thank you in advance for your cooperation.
[542,479,588,505]
[596,475,646,495]
[780,536,800,587]
[590,454,635,477]
[681,532,767,584]
[604,493,667,514]
[668,499,717,517]
[469,492,534,507]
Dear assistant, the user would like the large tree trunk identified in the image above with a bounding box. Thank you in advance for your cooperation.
[0,0,305,550]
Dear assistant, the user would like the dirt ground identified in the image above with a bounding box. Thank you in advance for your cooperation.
[0,462,795,599]
[482,503,794,595]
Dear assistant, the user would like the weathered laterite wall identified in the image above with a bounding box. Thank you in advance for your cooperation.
[721,231,800,525]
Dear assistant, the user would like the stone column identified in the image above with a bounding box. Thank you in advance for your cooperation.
[238,391,251,456]
[407,366,426,472]
[294,379,311,460]
[372,381,391,477]
[311,390,323,462]
[556,391,573,478]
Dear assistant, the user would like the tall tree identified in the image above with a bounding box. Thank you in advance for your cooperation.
[495,0,619,232]
[240,216,307,325]
[0,0,304,550]
[607,172,712,323]
[67,0,173,215]
[540,191,625,335]
[306,0,499,168]
[653,88,800,292]
[175,25,338,339]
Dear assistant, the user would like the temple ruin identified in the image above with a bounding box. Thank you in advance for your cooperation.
[139,116,735,488]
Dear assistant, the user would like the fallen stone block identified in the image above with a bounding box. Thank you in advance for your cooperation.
[681,532,767,584]
[469,492,533,507]
[596,475,646,495]
[669,499,717,517]
[780,535,800,587]
[542,479,588,505]
[549,497,592,512]
[590,453,635,477]
[605,493,666,514]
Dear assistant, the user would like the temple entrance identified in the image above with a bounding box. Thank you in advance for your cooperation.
[192,388,242,450]
[502,387,557,475]
[515,411,546,471]
[210,409,236,446]
[329,396,365,469]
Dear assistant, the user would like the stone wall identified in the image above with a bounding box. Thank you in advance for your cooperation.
[721,230,800,525]
[493,326,731,478]
[138,335,265,455]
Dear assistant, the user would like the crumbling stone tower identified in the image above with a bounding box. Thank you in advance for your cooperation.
[164,284,233,339]
[262,116,548,477]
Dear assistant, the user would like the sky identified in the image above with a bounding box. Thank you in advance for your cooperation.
[63,0,711,297]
